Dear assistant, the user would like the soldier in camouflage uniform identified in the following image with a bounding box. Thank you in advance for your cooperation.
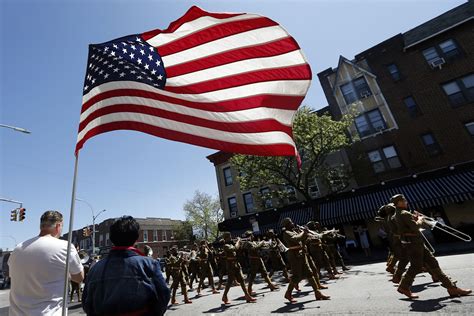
[242,231,278,295]
[391,194,471,299]
[196,240,219,295]
[168,246,192,304]
[221,232,256,304]
[281,218,330,303]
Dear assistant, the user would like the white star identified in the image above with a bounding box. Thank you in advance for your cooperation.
[119,72,125,77]
[151,69,156,75]
[148,54,153,61]
[99,70,104,75]
[104,47,109,52]
[124,65,130,69]
[144,64,149,70]
[91,54,96,59]
[88,63,93,68]
[137,75,143,79]
[91,78,96,84]
[108,64,114,68]
[158,74,163,80]
[103,61,108,65]
[113,44,118,49]
[87,74,92,81]
[129,53,135,59]
[140,49,145,55]
[122,48,127,54]
[135,37,142,42]
[84,85,89,91]
[113,68,119,72]
[122,42,127,46]
[119,61,124,65]
[130,70,136,74]
[131,45,136,50]
[147,77,153,81]
[110,51,116,56]
[149,46,154,52]
[155,60,161,67]
[137,58,142,65]
[104,73,109,79]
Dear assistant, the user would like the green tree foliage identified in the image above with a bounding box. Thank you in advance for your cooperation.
[172,221,194,242]
[231,106,354,203]
[183,191,223,241]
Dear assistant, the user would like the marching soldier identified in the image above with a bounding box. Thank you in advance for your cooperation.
[216,239,227,290]
[281,218,330,303]
[196,240,219,295]
[306,221,338,279]
[242,231,279,295]
[391,194,471,299]
[221,232,256,304]
[168,246,192,305]
[320,225,349,273]
[266,230,290,282]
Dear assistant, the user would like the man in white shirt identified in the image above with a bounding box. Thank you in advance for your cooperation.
[8,210,84,316]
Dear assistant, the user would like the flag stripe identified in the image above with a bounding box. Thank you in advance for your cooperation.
[78,104,293,135]
[77,112,295,146]
[80,96,296,127]
[142,6,245,43]
[165,37,300,78]
[76,121,296,156]
[166,50,307,87]
[82,80,310,111]
[161,26,288,67]
[166,64,311,94]
[156,17,277,57]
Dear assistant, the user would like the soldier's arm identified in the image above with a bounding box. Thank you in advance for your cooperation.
[402,211,422,232]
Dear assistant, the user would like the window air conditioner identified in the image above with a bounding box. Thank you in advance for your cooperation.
[230,211,237,218]
[430,57,445,69]
[360,91,371,98]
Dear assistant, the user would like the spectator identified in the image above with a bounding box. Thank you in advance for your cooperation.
[356,226,371,257]
[8,210,84,316]
[82,216,170,315]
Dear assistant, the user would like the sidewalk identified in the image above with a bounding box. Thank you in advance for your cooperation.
[342,240,474,266]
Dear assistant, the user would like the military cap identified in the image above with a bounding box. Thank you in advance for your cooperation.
[266,229,275,236]
[244,230,253,237]
[390,194,406,204]
[306,221,316,230]
[281,217,293,228]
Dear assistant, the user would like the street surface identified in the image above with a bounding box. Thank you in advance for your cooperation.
[0,253,473,315]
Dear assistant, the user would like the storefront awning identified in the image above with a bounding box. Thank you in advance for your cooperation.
[320,170,473,226]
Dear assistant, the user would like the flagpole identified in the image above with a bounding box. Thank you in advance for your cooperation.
[62,154,80,316]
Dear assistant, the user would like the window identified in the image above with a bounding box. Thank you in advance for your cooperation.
[223,167,233,186]
[403,96,421,117]
[423,38,461,66]
[99,234,104,247]
[442,74,474,107]
[243,192,255,213]
[162,230,167,241]
[368,145,401,173]
[465,122,474,137]
[153,230,158,241]
[387,64,401,81]
[260,187,272,209]
[340,76,372,105]
[308,179,320,198]
[106,233,110,246]
[421,133,442,156]
[285,186,297,203]
[354,109,387,137]
[143,230,148,242]
[228,197,238,216]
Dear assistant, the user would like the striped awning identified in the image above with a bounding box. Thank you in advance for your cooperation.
[320,170,474,226]
[277,206,315,228]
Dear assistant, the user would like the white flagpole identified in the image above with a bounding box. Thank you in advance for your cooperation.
[62,154,80,316]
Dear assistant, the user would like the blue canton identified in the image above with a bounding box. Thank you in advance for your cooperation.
[83,35,167,95]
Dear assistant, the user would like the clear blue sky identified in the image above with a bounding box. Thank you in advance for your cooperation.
[0,0,465,249]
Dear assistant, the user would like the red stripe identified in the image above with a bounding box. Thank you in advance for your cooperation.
[157,17,277,57]
[82,89,304,114]
[142,6,243,41]
[75,121,296,156]
[165,37,300,78]
[78,104,293,135]
[166,64,312,94]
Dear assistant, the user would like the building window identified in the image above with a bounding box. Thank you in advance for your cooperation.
[368,145,401,173]
[228,197,238,217]
[308,179,320,198]
[421,133,442,156]
[260,187,273,209]
[355,108,387,137]
[162,230,167,241]
[99,234,104,247]
[153,230,158,241]
[403,96,421,117]
[442,74,474,107]
[387,64,401,81]
[423,39,461,66]
[464,122,474,137]
[285,186,297,203]
[340,76,372,105]
[106,233,110,246]
[223,167,233,186]
[243,192,255,213]
[143,230,148,242]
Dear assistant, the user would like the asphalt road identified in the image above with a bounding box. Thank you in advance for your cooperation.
[1,253,473,315]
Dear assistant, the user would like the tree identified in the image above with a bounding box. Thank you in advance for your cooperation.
[172,221,194,242]
[183,191,223,241]
[231,106,355,204]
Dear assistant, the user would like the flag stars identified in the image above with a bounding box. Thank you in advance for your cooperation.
[113,44,118,49]
[110,51,116,57]
[131,45,136,50]
[155,60,161,67]
[151,69,156,75]
[135,37,142,42]
[149,46,154,52]
[144,64,149,70]
[140,49,145,55]
[104,73,109,79]
[91,78,96,84]
[129,53,135,59]
[113,68,119,73]
[148,54,153,61]
[84,85,89,91]
[137,75,143,79]
[137,58,142,65]
[119,72,125,77]
[158,74,163,80]
[122,48,127,54]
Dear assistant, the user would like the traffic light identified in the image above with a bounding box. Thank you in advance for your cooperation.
[10,209,17,221]
[19,208,26,221]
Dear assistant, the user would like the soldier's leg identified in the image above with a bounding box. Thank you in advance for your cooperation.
[222,268,234,304]
[259,260,278,290]
[302,259,330,300]
[171,275,180,304]
[398,243,424,298]
[197,270,205,294]
[247,262,257,295]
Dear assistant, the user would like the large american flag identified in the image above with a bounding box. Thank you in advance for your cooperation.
[76,6,311,159]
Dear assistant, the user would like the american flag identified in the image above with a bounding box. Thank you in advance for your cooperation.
[76,6,311,159]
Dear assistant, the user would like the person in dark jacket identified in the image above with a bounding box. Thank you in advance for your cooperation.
[82,216,170,315]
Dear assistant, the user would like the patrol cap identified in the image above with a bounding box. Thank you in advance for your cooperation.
[390,194,406,204]
[281,217,293,228]
[306,221,316,230]
[244,230,253,237]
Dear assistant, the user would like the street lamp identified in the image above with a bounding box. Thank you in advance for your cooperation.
[75,198,106,255]
[0,123,31,134]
